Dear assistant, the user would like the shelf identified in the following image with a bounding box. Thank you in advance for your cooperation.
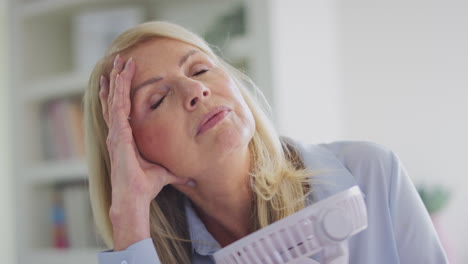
[17,0,93,18]
[21,72,88,103]
[16,0,131,19]
[24,248,103,264]
[24,159,88,185]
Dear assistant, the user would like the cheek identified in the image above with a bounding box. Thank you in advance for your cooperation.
[224,87,256,142]
[225,81,254,125]
[133,122,175,163]
[225,79,246,107]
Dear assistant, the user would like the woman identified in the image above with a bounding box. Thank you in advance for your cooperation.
[84,21,447,264]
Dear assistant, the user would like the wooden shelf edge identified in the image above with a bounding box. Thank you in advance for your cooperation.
[23,159,88,185]
[24,248,103,264]
[21,71,88,103]
[17,0,92,19]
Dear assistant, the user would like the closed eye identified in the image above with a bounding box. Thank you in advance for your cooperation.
[193,69,208,76]
[151,96,166,110]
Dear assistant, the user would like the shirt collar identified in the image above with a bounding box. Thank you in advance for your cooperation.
[184,197,221,256]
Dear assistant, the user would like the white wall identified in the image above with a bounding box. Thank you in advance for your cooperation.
[0,0,14,262]
[269,0,344,144]
[338,1,468,263]
[269,0,467,262]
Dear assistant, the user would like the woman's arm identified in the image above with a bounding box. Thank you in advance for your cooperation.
[387,151,448,263]
[97,55,191,263]
[321,141,449,263]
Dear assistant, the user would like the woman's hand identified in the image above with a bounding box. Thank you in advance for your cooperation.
[99,54,190,250]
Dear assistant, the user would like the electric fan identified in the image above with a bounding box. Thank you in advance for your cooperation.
[213,186,367,264]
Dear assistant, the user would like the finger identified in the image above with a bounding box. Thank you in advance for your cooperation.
[140,156,190,186]
[133,145,193,187]
[119,57,135,114]
[168,174,194,186]
[109,73,127,126]
[109,57,136,126]
[99,75,110,125]
[108,54,124,108]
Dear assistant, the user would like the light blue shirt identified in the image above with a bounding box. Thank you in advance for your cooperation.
[98,139,448,263]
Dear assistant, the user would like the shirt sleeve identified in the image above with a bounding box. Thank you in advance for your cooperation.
[97,238,161,264]
[387,151,449,263]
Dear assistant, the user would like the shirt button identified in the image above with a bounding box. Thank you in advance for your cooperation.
[121,260,128,264]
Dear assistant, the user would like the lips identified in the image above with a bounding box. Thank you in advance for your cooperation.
[197,105,231,135]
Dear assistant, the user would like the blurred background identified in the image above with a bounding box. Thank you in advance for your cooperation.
[1,0,466,263]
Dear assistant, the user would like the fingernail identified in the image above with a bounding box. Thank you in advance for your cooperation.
[124,57,133,70]
[186,180,196,187]
[113,54,120,67]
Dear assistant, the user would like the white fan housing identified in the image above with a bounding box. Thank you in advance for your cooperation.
[213,186,368,264]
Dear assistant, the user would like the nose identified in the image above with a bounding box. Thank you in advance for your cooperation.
[179,78,211,110]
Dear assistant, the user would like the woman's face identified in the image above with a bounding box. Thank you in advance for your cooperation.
[124,38,255,180]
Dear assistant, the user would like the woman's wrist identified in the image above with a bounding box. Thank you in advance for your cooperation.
[110,198,152,251]
[112,223,151,251]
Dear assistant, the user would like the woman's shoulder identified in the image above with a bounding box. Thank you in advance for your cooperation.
[322,140,398,186]
[319,140,398,193]
[318,140,395,170]
[285,137,396,172]
[284,137,399,196]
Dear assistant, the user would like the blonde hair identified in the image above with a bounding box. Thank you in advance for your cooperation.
[83,21,314,263]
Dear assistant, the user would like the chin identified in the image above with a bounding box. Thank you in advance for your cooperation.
[211,124,253,159]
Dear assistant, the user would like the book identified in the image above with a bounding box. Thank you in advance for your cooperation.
[51,188,68,248]
[41,98,85,160]
[67,99,85,158]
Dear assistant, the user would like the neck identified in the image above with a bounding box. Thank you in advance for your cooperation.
[179,144,253,246]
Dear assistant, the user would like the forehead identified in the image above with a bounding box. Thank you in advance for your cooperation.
[125,38,201,65]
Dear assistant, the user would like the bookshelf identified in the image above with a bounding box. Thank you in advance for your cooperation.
[9,0,274,263]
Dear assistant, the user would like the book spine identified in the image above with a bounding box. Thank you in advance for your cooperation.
[51,188,68,248]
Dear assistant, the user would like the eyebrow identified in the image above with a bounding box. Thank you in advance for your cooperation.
[179,49,199,67]
[130,49,200,100]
